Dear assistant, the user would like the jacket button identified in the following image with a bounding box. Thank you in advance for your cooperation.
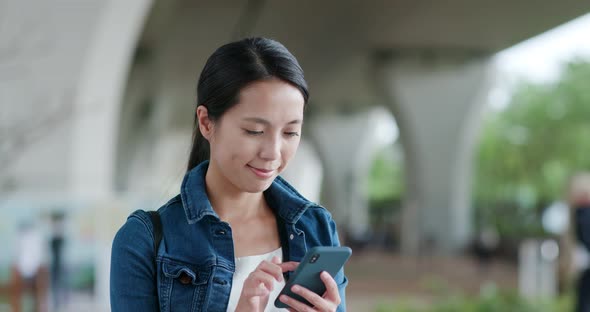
[289,234,294,240]
[216,230,226,235]
[213,278,227,285]
[178,272,192,285]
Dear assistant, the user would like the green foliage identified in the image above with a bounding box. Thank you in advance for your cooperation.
[374,290,573,312]
[0,265,9,284]
[474,60,590,237]
[368,144,405,202]
[67,264,95,290]
[367,144,405,229]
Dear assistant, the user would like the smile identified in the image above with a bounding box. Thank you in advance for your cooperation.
[247,165,275,178]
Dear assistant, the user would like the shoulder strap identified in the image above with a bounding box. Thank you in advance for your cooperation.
[148,210,163,256]
[148,210,162,310]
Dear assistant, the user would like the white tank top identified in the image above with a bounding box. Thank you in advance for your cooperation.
[226,247,289,312]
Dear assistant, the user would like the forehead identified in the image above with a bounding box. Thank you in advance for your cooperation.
[227,78,305,121]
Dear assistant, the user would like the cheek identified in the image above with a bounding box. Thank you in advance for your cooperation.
[226,136,258,162]
[281,138,300,160]
[212,130,244,162]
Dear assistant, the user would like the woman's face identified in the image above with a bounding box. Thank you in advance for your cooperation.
[207,78,305,193]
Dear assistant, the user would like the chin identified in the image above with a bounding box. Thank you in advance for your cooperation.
[240,179,274,193]
[242,185,270,194]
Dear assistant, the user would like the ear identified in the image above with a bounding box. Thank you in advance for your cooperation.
[196,106,214,140]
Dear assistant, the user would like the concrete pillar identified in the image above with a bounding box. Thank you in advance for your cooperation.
[309,108,395,242]
[68,1,153,310]
[281,139,324,203]
[1,1,151,310]
[71,0,152,198]
[0,1,105,193]
[376,52,493,253]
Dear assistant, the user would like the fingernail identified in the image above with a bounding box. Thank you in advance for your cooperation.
[321,271,329,278]
[281,295,288,302]
[292,285,300,292]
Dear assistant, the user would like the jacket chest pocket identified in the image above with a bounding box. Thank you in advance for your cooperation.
[159,259,211,312]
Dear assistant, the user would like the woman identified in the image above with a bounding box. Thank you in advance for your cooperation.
[110,37,347,312]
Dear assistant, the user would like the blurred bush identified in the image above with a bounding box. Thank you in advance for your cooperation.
[375,289,573,312]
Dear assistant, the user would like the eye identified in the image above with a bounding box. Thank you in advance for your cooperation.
[284,132,300,137]
[244,129,263,136]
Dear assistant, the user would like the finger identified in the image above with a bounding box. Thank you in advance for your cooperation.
[291,284,330,310]
[247,271,275,292]
[256,260,284,282]
[244,282,270,297]
[320,271,341,304]
[271,255,281,265]
[279,294,315,312]
[279,261,300,272]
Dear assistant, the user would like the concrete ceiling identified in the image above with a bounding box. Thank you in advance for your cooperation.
[137,0,589,115]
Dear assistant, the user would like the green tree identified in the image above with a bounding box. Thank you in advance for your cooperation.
[367,143,405,233]
[368,144,404,202]
[474,60,590,237]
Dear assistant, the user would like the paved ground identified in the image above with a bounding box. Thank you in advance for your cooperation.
[345,250,518,311]
[1,250,518,311]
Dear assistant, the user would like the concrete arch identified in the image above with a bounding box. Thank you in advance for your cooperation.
[70,0,153,199]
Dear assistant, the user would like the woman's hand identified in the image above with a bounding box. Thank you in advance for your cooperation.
[278,271,340,312]
[235,256,299,312]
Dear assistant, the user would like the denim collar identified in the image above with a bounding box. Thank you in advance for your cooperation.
[180,161,313,225]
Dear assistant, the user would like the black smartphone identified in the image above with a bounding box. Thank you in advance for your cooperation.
[274,246,352,309]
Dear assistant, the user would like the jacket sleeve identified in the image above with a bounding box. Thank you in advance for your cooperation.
[110,213,159,311]
[328,217,349,312]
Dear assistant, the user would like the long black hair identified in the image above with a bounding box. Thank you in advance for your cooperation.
[187,37,309,171]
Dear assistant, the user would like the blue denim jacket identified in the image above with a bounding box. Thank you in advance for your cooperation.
[110,161,348,311]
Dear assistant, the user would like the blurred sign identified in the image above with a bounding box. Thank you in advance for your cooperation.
[519,239,558,299]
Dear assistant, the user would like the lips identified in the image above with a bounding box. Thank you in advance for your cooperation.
[247,165,276,178]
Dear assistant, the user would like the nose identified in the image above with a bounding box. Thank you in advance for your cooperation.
[259,134,281,161]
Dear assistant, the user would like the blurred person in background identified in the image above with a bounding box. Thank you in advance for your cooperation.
[571,173,590,312]
[559,172,590,312]
[472,225,500,275]
[11,220,48,312]
[49,210,66,310]
[110,37,347,312]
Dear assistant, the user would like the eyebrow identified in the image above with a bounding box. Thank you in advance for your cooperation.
[242,117,302,126]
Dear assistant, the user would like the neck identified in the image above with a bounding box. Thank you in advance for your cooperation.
[204,163,267,222]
